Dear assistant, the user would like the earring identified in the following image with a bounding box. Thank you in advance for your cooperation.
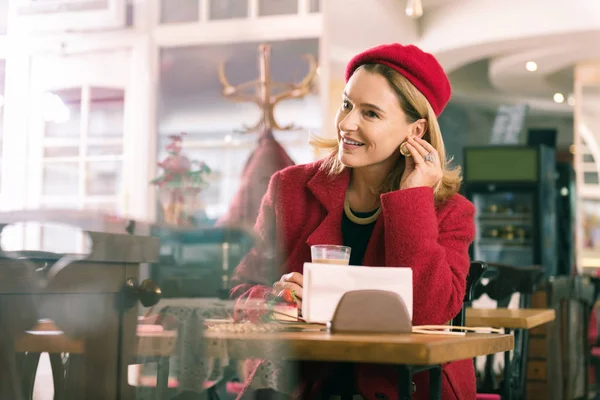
[400,142,412,157]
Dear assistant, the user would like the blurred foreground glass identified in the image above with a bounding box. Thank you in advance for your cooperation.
[311,245,351,265]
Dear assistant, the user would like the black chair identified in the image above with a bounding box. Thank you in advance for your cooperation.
[452,261,487,327]
[589,277,600,400]
[474,263,544,309]
[547,276,594,400]
[473,263,544,399]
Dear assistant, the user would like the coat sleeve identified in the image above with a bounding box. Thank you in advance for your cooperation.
[229,171,283,301]
[380,187,475,325]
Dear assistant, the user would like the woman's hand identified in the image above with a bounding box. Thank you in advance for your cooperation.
[273,272,303,309]
[400,136,443,190]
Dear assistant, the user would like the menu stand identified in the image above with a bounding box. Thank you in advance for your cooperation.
[329,290,429,400]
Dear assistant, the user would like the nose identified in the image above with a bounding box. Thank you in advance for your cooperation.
[338,109,359,133]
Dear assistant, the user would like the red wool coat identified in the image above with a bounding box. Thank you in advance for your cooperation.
[230,160,477,400]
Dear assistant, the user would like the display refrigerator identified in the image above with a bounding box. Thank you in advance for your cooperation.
[462,145,557,276]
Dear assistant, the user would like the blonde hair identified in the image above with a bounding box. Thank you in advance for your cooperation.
[310,63,462,204]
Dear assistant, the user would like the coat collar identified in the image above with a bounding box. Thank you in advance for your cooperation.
[305,166,350,248]
[305,164,386,266]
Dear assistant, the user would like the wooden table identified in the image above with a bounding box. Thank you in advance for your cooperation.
[204,330,514,399]
[204,330,513,365]
[13,319,178,400]
[466,308,556,330]
[465,308,555,400]
[16,322,514,400]
[14,319,178,357]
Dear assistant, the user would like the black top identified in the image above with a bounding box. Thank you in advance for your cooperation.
[341,208,379,265]
[327,208,378,397]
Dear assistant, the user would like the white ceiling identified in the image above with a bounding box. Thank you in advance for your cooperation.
[416,0,600,115]
[421,0,455,10]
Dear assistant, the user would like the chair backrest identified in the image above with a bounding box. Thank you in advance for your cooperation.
[469,263,544,394]
[451,261,487,326]
[544,276,595,400]
[473,263,544,308]
[588,275,600,345]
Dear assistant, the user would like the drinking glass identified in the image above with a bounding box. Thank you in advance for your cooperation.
[310,245,351,265]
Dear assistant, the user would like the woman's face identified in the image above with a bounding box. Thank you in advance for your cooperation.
[335,68,424,169]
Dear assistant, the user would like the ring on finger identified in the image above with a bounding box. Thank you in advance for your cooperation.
[410,138,431,157]
[424,153,435,162]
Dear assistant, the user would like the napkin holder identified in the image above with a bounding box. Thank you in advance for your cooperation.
[330,289,412,334]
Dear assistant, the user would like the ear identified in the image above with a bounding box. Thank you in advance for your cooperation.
[411,119,428,139]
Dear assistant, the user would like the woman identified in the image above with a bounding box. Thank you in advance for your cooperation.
[230,43,476,400]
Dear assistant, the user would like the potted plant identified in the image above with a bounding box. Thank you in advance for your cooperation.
[151,133,211,226]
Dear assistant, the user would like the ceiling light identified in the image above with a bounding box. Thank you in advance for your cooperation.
[525,61,538,72]
[567,94,575,106]
[553,93,564,103]
[405,0,423,19]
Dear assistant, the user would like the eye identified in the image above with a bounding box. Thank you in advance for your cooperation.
[341,99,352,110]
[365,110,379,119]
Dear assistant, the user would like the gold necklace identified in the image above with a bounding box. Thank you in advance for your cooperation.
[344,195,382,225]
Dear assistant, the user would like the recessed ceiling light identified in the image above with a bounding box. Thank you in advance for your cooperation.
[553,93,565,103]
[525,61,538,72]
[405,0,423,18]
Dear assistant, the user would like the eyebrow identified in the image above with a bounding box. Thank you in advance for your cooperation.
[343,91,386,114]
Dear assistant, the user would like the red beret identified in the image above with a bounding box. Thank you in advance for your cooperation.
[345,43,451,117]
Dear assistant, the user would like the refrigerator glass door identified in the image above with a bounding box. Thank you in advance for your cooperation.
[473,191,535,266]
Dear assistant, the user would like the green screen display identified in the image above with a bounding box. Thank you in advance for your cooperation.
[465,147,538,182]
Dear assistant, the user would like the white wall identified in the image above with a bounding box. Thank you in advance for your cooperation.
[463,106,573,150]
[323,0,420,76]
[0,0,7,35]
[439,101,573,170]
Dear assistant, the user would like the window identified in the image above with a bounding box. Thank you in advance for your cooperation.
[309,0,320,13]
[39,86,125,251]
[208,0,248,20]
[12,0,126,32]
[157,39,320,222]
[160,0,199,24]
[258,0,297,16]
[159,0,322,24]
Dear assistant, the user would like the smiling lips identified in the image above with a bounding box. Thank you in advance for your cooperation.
[342,136,364,147]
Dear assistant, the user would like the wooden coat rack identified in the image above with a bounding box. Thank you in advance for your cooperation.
[218,44,317,133]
